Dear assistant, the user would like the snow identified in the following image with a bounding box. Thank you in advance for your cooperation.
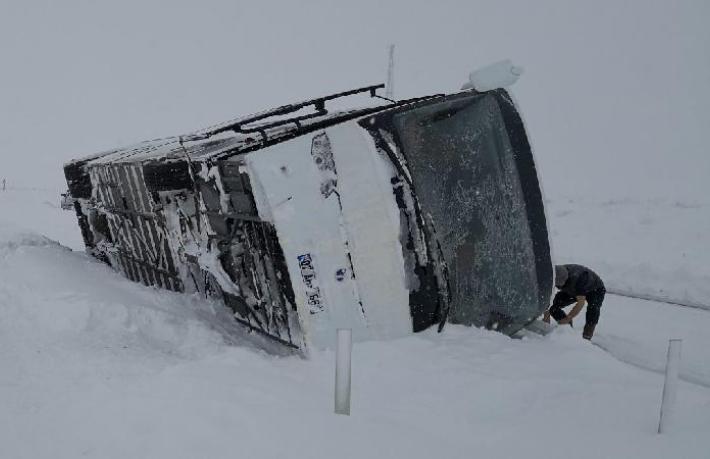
[548,195,710,309]
[2,188,710,458]
[597,296,710,388]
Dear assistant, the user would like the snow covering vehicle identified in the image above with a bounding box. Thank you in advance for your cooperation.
[64,83,552,350]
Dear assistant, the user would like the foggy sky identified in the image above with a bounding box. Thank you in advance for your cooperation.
[1,0,708,199]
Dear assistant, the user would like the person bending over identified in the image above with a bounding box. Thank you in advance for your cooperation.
[543,264,605,340]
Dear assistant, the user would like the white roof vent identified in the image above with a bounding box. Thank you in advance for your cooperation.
[462,59,524,92]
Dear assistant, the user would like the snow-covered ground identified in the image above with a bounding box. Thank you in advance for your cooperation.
[548,195,710,309]
[1,188,709,459]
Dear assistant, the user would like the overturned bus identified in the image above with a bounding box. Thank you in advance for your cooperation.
[64,83,552,350]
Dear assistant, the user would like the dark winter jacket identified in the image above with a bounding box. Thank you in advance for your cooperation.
[559,264,605,297]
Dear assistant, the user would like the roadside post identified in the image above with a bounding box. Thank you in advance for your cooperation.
[334,328,352,415]
[658,339,682,433]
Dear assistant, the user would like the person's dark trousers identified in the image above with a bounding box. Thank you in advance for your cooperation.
[584,289,605,325]
[582,288,605,339]
[549,289,605,338]
[549,292,576,322]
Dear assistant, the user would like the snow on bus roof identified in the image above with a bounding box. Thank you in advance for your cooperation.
[66,83,406,167]
[71,106,384,167]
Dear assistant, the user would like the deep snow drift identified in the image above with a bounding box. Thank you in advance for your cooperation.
[1,188,709,459]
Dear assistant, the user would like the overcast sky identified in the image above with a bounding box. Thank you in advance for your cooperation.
[1,0,708,199]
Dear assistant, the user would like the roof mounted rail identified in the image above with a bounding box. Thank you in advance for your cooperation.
[183,84,386,143]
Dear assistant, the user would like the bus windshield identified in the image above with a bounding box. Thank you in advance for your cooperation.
[391,92,549,333]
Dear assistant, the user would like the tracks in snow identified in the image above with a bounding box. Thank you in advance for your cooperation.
[607,289,709,311]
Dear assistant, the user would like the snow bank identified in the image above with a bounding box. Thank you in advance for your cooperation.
[0,189,85,251]
[1,190,710,458]
[0,224,60,252]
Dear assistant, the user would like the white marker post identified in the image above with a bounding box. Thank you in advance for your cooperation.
[658,339,682,434]
[334,328,352,415]
[385,44,395,100]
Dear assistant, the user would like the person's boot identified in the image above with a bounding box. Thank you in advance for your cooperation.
[582,323,596,340]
